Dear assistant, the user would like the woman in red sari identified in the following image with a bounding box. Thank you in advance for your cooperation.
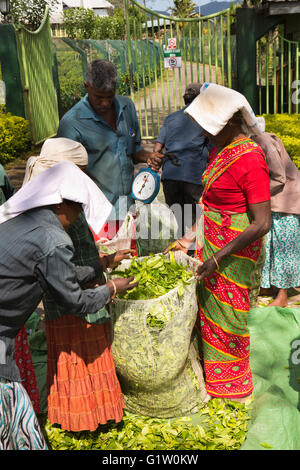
[168,84,271,401]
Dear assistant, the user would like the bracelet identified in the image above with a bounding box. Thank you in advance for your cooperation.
[108,279,117,299]
[212,254,220,270]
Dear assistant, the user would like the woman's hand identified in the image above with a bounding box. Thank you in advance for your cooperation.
[196,257,218,281]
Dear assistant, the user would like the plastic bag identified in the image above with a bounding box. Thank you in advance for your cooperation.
[135,199,178,256]
[96,212,134,255]
[109,251,210,418]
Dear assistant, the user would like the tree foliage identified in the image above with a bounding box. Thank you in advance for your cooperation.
[62,6,147,40]
[170,0,197,18]
[8,0,59,31]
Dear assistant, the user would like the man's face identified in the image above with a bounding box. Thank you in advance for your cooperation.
[84,82,115,115]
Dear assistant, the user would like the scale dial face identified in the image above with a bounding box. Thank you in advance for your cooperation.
[132,171,157,201]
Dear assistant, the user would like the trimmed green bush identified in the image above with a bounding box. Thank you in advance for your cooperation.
[264,114,300,169]
[0,113,30,165]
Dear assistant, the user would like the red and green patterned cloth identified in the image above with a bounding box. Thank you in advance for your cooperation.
[196,138,266,398]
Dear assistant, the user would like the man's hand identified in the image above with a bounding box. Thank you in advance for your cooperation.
[147,151,164,172]
[163,239,189,255]
[107,249,135,269]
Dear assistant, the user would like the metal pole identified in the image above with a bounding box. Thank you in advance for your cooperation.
[199,2,202,63]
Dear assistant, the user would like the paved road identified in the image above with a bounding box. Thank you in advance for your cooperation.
[133,60,222,138]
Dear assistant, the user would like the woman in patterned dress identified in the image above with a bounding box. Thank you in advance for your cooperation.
[167,84,271,401]
[252,122,300,307]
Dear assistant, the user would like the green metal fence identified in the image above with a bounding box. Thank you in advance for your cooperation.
[125,0,234,139]
[257,30,300,114]
[14,7,59,144]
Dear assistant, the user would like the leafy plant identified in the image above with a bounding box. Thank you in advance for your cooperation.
[0,113,30,165]
[8,0,58,31]
[264,113,300,169]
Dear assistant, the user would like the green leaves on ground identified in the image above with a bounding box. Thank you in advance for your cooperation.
[43,398,251,451]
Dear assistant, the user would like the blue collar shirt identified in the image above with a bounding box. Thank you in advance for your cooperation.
[57,95,143,220]
[157,107,211,185]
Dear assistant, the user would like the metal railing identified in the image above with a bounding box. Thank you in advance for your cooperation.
[257,31,300,114]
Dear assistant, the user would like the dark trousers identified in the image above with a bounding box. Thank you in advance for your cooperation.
[162,179,203,239]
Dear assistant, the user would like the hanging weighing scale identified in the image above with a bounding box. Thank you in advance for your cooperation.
[131,153,180,204]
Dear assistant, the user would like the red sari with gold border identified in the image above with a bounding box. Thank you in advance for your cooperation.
[196,138,269,398]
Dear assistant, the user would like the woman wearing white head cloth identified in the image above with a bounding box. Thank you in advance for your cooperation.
[0,160,137,449]
[22,138,134,433]
[166,83,271,402]
[251,118,300,307]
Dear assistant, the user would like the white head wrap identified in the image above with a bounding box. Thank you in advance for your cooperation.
[23,138,88,185]
[0,161,112,235]
[184,83,262,137]
[256,116,266,133]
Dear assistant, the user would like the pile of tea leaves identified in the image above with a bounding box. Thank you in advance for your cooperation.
[43,398,252,450]
[110,253,194,300]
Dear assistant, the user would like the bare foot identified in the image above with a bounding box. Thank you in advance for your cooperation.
[267,288,288,307]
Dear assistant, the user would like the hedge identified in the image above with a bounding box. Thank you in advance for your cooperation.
[264,113,300,169]
[0,112,30,165]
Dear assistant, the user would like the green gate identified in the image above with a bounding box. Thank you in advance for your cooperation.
[257,29,300,114]
[125,0,234,139]
[14,7,59,144]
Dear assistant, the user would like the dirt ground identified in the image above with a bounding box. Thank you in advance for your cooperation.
[5,142,300,309]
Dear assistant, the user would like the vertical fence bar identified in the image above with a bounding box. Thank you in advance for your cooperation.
[288,40,291,114]
[151,15,160,131]
[195,19,200,83]
[189,22,194,84]
[296,44,299,113]
[208,19,212,82]
[273,36,277,114]
[145,16,155,136]
[226,9,231,88]
[220,14,225,86]
[266,34,269,114]
[163,19,171,114]
[133,17,143,136]
[176,20,183,108]
[157,17,166,122]
[258,40,262,115]
[214,17,218,84]
[280,36,284,113]
[201,19,205,83]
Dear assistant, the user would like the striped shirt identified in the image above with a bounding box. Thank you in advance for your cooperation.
[0,207,110,381]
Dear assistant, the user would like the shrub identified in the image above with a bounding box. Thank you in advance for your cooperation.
[0,113,30,165]
[264,113,300,169]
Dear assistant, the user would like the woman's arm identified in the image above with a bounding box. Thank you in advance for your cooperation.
[196,200,271,281]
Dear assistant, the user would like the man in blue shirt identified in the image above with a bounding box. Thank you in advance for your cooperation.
[154,84,211,237]
[57,60,163,223]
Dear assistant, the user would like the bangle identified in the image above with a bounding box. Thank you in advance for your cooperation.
[212,254,220,270]
[108,279,117,298]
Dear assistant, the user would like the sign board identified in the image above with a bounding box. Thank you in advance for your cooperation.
[163,49,182,68]
[167,38,177,50]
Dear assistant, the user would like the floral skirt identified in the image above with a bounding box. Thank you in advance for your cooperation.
[46,316,125,432]
[261,213,300,289]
